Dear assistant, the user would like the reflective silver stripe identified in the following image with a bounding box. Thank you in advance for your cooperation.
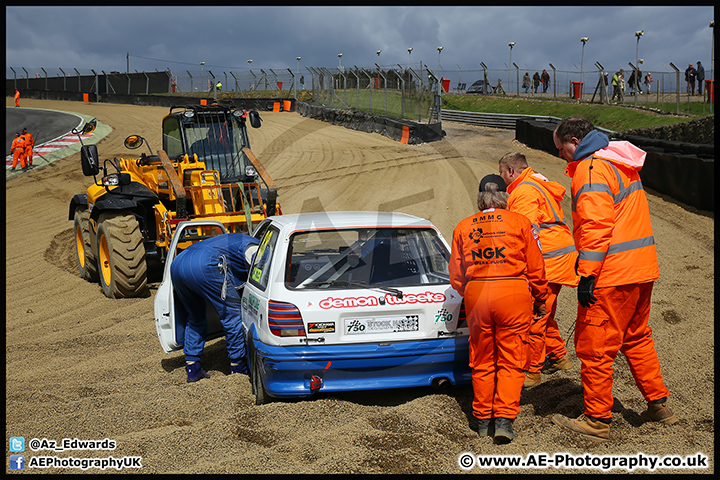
[572,183,613,212]
[542,244,577,259]
[572,158,645,212]
[614,180,644,203]
[518,181,563,223]
[538,221,567,230]
[577,236,655,262]
[578,249,606,262]
[607,236,655,255]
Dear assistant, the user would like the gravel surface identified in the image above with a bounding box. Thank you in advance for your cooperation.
[5,98,714,474]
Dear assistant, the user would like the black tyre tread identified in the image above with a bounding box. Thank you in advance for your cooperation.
[251,343,271,405]
[74,208,99,282]
[97,212,148,298]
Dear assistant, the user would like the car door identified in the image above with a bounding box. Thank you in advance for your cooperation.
[154,220,228,353]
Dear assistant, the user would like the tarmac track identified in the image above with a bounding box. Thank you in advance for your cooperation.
[5,107,83,154]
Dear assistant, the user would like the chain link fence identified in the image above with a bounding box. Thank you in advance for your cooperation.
[7,64,714,117]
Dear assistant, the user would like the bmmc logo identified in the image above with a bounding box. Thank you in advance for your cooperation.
[472,246,506,260]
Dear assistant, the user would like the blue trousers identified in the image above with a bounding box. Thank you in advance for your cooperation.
[171,246,246,364]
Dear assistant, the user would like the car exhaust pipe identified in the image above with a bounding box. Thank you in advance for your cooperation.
[431,377,451,390]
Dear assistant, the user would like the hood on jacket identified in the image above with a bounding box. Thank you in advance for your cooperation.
[573,129,647,171]
[509,167,567,202]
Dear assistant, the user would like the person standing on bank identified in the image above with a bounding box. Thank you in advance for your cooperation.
[170,233,260,383]
[696,61,705,96]
[532,72,541,94]
[550,117,678,442]
[685,63,696,95]
[522,73,531,94]
[541,69,551,93]
[498,152,578,388]
[450,175,549,444]
[14,89,20,107]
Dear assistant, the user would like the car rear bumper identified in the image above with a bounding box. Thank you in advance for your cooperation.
[252,336,471,399]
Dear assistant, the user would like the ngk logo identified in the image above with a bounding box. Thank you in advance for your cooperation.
[472,246,506,260]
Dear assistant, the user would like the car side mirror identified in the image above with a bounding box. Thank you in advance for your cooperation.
[81,144,100,176]
[249,110,262,129]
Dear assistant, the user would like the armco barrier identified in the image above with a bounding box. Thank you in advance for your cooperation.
[296,102,443,144]
[515,119,714,212]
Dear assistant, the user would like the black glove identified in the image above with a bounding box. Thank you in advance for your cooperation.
[577,276,597,308]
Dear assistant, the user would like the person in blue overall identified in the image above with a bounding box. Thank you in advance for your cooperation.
[171,233,260,382]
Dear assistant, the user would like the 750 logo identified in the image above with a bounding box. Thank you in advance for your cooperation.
[435,308,453,323]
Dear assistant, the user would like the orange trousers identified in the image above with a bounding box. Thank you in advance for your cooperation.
[574,282,670,419]
[465,278,532,420]
[25,147,33,165]
[12,149,26,168]
[527,283,567,372]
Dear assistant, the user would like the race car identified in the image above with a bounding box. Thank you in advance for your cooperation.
[154,212,471,404]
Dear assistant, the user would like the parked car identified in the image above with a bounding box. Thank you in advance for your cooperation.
[466,79,487,94]
[154,212,471,404]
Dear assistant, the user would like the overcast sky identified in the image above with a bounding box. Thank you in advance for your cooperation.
[6,6,715,83]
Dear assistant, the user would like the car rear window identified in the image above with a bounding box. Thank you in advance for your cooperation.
[286,227,449,290]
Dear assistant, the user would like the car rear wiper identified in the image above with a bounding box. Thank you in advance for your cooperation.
[325,280,404,299]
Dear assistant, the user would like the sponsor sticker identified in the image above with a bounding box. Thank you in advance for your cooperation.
[308,322,335,334]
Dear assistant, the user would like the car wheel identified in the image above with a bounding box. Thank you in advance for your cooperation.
[250,342,271,405]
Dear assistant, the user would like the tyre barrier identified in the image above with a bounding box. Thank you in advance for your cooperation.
[296,102,444,145]
[515,119,714,212]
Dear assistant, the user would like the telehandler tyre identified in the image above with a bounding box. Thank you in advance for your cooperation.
[73,207,99,283]
[96,212,148,298]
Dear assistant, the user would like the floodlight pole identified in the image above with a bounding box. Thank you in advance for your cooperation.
[634,30,644,107]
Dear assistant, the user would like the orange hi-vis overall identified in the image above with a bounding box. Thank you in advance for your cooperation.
[450,207,548,420]
[11,136,26,169]
[507,167,578,372]
[21,132,34,166]
[567,132,670,420]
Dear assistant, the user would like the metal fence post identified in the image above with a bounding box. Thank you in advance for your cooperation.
[59,67,66,91]
[208,70,216,100]
[669,62,680,114]
[22,67,29,90]
[549,63,557,100]
[392,67,405,120]
[360,69,374,114]
[286,68,295,100]
[350,67,360,111]
[375,64,387,115]
[230,71,241,98]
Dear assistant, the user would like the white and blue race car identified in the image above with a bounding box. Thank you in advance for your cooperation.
[155,212,471,404]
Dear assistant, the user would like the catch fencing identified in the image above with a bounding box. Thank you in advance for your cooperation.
[7,64,713,119]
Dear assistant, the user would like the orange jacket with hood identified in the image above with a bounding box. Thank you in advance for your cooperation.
[564,130,658,288]
[507,167,578,287]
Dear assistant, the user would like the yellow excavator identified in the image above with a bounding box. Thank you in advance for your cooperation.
[69,104,280,298]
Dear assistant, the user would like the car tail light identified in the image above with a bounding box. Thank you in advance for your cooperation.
[457,300,468,328]
[268,300,306,337]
